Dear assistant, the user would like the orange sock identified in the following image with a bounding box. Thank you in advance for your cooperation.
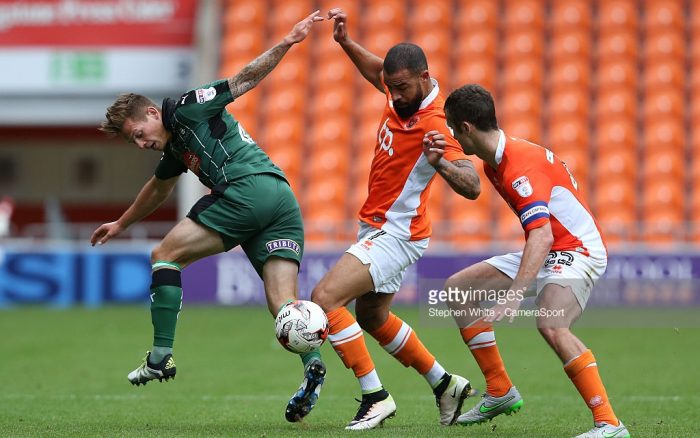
[326,307,376,378]
[369,312,435,374]
[461,324,512,397]
[564,350,619,426]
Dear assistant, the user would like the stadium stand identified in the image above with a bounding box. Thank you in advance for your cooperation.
[217,0,695,248]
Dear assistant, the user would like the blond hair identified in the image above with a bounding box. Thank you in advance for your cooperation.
[99,93,157,137]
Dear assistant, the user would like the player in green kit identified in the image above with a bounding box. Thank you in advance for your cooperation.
[90,11,326,423]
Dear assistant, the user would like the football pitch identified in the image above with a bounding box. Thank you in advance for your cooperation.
[1,306,698,437]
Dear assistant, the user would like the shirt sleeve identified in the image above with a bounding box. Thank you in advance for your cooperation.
[154,150,187,180]
[503,168,553,231]
[173,79,234,123]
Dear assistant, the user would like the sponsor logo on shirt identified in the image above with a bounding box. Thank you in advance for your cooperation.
[196,87,217,104]
[512,176,533,197]
[266,239,301,255]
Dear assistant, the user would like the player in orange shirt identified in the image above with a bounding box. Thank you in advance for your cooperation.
[309,9,481,430]
[426,84,628,438]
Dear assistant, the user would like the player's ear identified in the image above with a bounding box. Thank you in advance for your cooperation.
[146,106,160,119]
[461,120,472,135]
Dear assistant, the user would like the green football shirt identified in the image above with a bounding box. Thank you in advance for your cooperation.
[154,79,287,188]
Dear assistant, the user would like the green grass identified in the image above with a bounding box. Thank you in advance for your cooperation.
[1,306,698,437]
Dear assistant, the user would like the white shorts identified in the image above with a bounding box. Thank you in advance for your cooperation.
[483,250,607,310]
[346,222,429,293]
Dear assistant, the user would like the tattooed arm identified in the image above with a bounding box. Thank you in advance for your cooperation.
[433,159,481,200]
[228,10,323,100]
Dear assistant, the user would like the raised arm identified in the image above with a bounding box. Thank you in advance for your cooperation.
[423,131,481,199]
[90,175,178,246]
[228,10,324,100]
[328,8,384,92]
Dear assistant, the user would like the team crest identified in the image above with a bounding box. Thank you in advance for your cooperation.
[512,176,533,197]
[266,239,301,255]
[406,115,420,128]
[182,151,201,175]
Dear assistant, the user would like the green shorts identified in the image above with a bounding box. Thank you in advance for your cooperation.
[187,173,304,277]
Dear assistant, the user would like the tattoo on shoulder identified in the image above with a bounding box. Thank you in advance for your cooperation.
[451,159,474,169]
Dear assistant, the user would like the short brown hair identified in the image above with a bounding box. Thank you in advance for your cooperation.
[99,93,156,137]
[445,84,499,132]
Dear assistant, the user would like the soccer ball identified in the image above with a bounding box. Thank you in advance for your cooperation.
[275,300,329,353]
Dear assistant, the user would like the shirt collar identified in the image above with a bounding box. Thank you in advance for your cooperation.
[161,97,176,133]
[419,78,440,110]
[494,129,506,165]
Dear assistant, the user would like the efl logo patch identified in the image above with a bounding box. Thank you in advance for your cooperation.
[512,176,533,197]
[196,87,217,104]
[266,239,301,255]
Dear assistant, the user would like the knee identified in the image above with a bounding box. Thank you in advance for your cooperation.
[311,282,338,313]
[150,245,167,265]
[444,274,477,309]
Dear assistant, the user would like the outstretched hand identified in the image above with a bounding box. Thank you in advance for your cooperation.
[327,8,349,43]
[423,130,447,167]
[284,10,324,45]
[90,221,124,246]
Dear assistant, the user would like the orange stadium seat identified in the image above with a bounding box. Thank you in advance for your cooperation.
[644,0,685,31]
[454,58,497,93]
[549,89,590,121]
[595,147,637,181]
[266,56,310,87]
[231,112,258,140]
[305,173,347,208]
[362,28,406,57]
[304,205,346,244]
[309,115,352,151]
[221,28,264,61]
[455,0,498,30]
[267,147,302,181]
[503,0,545,30]
[549,29,592,61]
[409,0,452,28]
[598,0,638,32]
[501,88,543,118]
[319,0,360,33]
[224,1,266,29]
[308,145,350,178]
[502,29,544,61]
[412,29,451,63]
[502,115,542,145]
[263,86,304,115]
[643,89,685,125]
[549,58,591,92]
[501,58,544,91]
[271,0,313,27]
[310,87,354,122]
[494,202,525,246]
[595,118,638,150]
[644,28,686,61]
[555,146,590,184]
[314,56,354,86]
[455,28,498,59]
[550,0,592,32]
[642,148,685,182]
[642,177,684,214]
[596,208,637,243]
[597,58,638,92]
[365,0,406,29]
[643,209,685,244]
[450,199,493,245]
[644,118,685,151]
[594,177,636,212]
[548,117,590,151]
[260,114,304,151]
[643,59,685,90]
[596,89,637,123]
[597,30,639,62]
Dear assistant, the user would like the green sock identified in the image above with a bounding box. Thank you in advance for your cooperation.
[150,262,182,350]
[300,350,321,368]
[150,346,173,364]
